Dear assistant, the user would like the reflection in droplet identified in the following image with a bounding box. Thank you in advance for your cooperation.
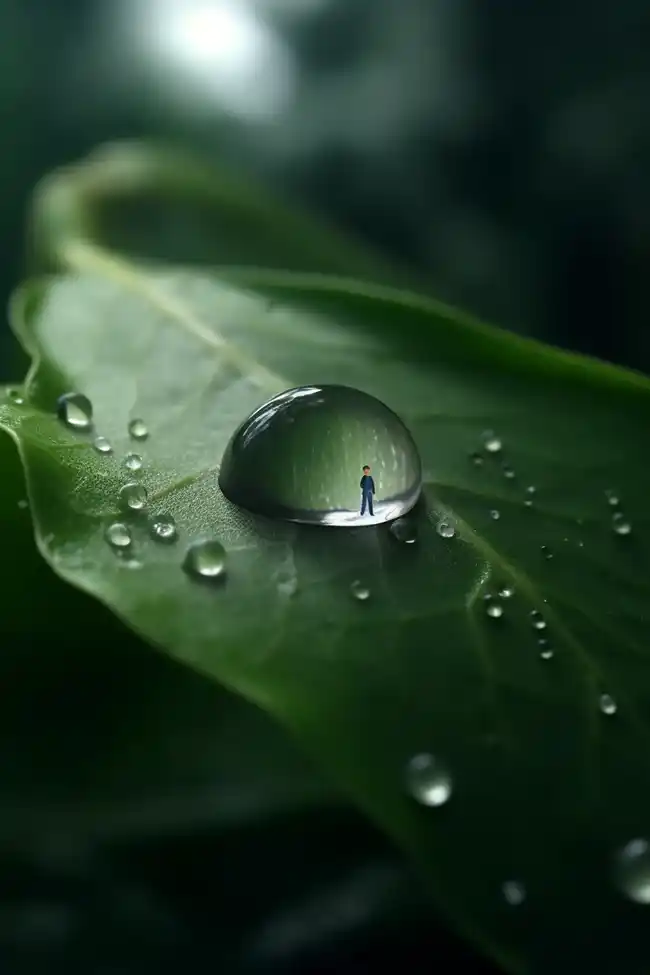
[614,839,650,904]
[128,418,149,440]
[119,482,148,511]
[218,385,422,527]
[149,513,177,542]
[350,580,370,601]
[405,753,452,807]
[57,392,93,431]
[124,453,143,471]
[182,538,227,581]
[105,522,132,549]
[93,436,113,455]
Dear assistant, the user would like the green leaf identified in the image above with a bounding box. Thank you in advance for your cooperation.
[0,417,334,843]
[3,244,650,974]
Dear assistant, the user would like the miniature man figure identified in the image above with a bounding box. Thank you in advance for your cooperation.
[360,465,376,516]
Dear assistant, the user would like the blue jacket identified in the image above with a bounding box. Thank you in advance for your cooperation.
[360,475,375,495]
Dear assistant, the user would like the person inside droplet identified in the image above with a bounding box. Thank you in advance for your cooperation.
[360,465,376,516]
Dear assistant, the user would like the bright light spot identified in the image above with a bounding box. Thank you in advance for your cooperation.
[130,0,295,120]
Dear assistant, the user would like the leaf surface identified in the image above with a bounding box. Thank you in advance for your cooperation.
[3,246,650,972]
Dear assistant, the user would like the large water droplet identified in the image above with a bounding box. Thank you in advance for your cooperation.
[182,538,227,581]
[483,431,502,453]
[502,881,526,906]
[405,753,452,807]
[390,518,418,543]
[599,693,617,715]
[498,586,514,598]
[614,839,650,904]
[124,453,143,471]
[149,513,177,542]
[56,392,93,431]
[612,512,631,535]
[105,522,132,549]
[128,418,149,441]
[350,580,370,601]
[119,482,148,511]
[93,436,113,455]
[218,385,422,527]
[484,596,504,619]
[490,509,500,520]
[436,520,455,539]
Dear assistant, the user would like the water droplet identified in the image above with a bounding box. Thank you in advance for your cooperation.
[540,545,553,559]
[498,586,514,598]
[524,499,533,507]
[128,418,149,440]
[540,647,554,660]
[470,452,484,466]
[482,430,502,453]
[484,596,504,619]
[502,881,526,906]
[390,518,418,543]
[17,499,28,510]
[119,482,148,511]
[148,513,177,542]
[56,392,93,431]
[599,693,617,715]
[490,510,500,520]
[124,453,143,471]
[605,489,620,507]
[530,610,547,631]
[436,520,455,539]
[502,465,515,479]
[8,388,24,404]
[182,538,227,581]
[614,839,650,904]
[405,753,452,807]
[93,436,113,455]
[105,522,132,549]
[119,556,143,570]
[350,580,370,601]
[612,512,631,535]
[218,385,422,527]
[526,485,536,495]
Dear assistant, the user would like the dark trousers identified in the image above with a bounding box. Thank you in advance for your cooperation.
[360,490,374,515]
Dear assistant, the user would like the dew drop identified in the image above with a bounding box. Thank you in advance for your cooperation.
[119,482,148,511]
[526,485,536,495]
[540,545,553,560]
[612,512,631,536]
[614,839,650,904]
[8,388,24,404]
[470,452,484,466]
[17,499,28,510]
[498,586,514,598]
[148,513,177,543]
[599,693,617,716]
[93,436,113,455]
[524,499,533,507]
[540,647,554,660]
[502,465,515,479]
[482,430,502,453]
[605,489,620,507]
[218,385,422,527]
[390,518,418,543]
[530,610,547,631]
[350,580,370,601]
[502,881,526,906]
[56,392,93,431]
[405,753,452,807]
[105,522,132,549]
[128,418,149,441]
[490,510,500,520]
[436,520,455,539]
[182,538,227,581]
[484,596,504,619]
[124,453,143,472]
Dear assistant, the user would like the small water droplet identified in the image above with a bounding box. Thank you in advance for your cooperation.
[614,839,650,904]
[577,539,584,547]
[436,520,455,539]
[524,499,533,507]
[148,513,177,542]
[612,512,631,535]
[482,430,502,453]
[470,452,484,466]
[128,418,149,441]
[502,465,515,479]
[105,522,132,549]
[405,753,452,807]
[540,647,554,660]
[599,693,617,715]
[119,556,143,569]
[605,489,620,507]
[498,586,514,598]
[119,482,148,511]
[530,610,547,631]
[123,453,143,471]
[390,518,418,543]
[540,545,553,559]
[526,485,536,495]
[490,510,500,520]
[218,385,422,527]
[56,392,93,431]
[182,538,227,581]
[484,596,504,619]
[8,388,24,404]
[502,881,526,906]
[17,499,28,510]
[93,436,113,455]
[350,580,370,601]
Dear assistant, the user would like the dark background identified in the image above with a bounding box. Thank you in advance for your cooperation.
[1,0,649,971]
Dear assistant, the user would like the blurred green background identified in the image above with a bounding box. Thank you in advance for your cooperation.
[1,0,648,971]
